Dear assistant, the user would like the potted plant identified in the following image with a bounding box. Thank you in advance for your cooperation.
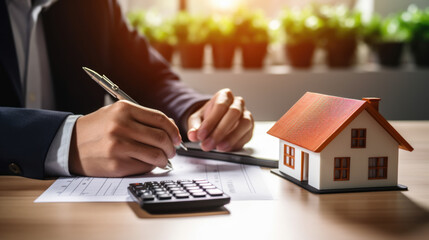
[281,7,322,68]
[373,15,411,67]
[234,8,270,69]
[402,5,429,67]
[207,15,237,69]
[127,10,176,63]
[173,12,209,69]
[318,5,362,68]
[361,13,382,47]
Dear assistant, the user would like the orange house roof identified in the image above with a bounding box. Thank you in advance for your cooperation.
[267,92,413,153]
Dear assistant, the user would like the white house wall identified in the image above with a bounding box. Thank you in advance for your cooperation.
[278,140,321,189]
[319,110,399,190]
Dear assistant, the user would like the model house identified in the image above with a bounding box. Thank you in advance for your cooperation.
[268,92,413,193]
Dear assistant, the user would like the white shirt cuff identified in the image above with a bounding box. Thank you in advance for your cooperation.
[44,115,82,177]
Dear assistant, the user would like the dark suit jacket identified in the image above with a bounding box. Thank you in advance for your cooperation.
[0,0,208,179]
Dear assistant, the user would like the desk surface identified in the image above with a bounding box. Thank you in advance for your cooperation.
[1,121,428,240]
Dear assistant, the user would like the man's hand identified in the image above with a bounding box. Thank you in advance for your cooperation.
[69,100,181,177]
[187,88,254,152]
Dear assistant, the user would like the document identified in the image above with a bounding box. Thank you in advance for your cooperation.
[35,155,272,203]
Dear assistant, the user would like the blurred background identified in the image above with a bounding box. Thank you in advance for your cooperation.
[117,0,429,121]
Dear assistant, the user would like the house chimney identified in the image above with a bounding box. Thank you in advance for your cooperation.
[362,97,381,111]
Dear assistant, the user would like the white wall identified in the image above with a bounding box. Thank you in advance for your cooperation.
[319,110,399,190]
[179,67,429,121]
[278,140,321,189]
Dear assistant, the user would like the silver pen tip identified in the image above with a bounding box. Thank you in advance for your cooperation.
[180,142,188,151]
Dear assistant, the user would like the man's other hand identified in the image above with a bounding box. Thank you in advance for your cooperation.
[187,88,254,152]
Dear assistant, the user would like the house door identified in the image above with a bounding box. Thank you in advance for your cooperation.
[301,152,309,181]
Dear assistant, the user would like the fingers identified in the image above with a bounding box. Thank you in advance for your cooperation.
[102,156,156,178]
[216,110,254,152]
[112,139,170,169]
[202,109,254,152]
[126,120,177,159]
[197,89,234,141]
[200,97,245,150]
[124,101,182,146]
[187,110,203,142]
[113,100,178,161]
[187,88,254,152]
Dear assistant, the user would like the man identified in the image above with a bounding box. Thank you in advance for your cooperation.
[0,0,254,179]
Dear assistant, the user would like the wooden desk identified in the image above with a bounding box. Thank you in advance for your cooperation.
[1,121,428,240]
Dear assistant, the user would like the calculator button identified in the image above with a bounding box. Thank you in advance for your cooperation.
[188,189,203,193]
[192,192,207,197]
[193,179,208,183]
[175,193,190,198]
[137,190,151,196]
[156,191,169,195]
[198,183,212,187]
[166,184,180,188]
[161,180,175,184]
[182,183,197,187]
[157,194,172,200]
[201,185,216,189]
[142,195,155,201]
[206,189,223,196]
[168,187,183,191]
[185,186,200,190]
[172,190,187,195]
[177,180,192,183]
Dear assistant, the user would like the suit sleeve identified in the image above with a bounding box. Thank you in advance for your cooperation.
[0,107,71,179]
[105,0,210,132]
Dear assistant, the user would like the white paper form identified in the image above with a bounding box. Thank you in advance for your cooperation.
[35,155,272,203]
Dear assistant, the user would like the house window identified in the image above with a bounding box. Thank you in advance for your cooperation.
[283,144,295,169]
[334,157,350,181]
[351,129,366,148]
[368,157,388,179]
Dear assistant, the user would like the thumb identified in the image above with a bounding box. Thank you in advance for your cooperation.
[187,113,202,142]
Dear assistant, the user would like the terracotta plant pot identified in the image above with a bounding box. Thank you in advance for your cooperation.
[241,42,268,69]
[285,41,316,68]
[325,38,357,68]
[177,43,205,69]
[151,42,174,63]
[375,42,404,67]
[211,43,236,69]
[410,40,429,67]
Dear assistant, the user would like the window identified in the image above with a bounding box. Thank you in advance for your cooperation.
[283,144,295,169]
[351,129,366,148]
[368,157,388,179]
[334,157,350,181]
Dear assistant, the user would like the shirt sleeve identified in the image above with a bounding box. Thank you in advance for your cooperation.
[44,114,81,177]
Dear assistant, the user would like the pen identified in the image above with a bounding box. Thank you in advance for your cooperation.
[82,67,186,170]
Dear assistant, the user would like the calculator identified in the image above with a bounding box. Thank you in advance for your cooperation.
[128,179,231,213]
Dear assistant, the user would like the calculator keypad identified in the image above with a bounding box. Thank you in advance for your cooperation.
[128,179,230,213]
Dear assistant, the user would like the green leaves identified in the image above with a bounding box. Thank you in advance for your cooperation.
[361,4,429,44]
[280,7,322,44]
[172,11,209,44]
[127,4,429,47]
[127,10,176,45]
[234,8,270,44]
[317,5,362,40]
[400,5,429,41]
[207,15,236,43]
[379,15,411,42]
